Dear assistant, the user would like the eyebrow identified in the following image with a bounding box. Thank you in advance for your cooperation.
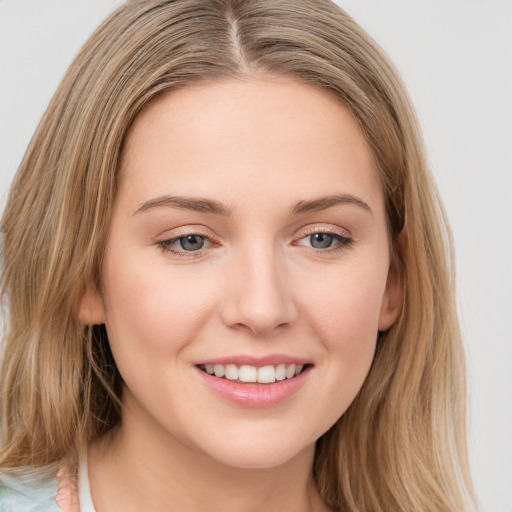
[134,195,232,216]
[290,194,372,215]
[134,193,371,216]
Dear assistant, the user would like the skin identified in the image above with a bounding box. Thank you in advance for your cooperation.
[80,76,402,512]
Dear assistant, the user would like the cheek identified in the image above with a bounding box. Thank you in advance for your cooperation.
[300,261,388,403]
[101,249,219,360]
[304,260,387,342]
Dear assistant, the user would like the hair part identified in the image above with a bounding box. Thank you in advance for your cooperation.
[1,1,476,510]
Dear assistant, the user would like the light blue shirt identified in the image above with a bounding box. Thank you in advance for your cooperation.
[0,457,95,512]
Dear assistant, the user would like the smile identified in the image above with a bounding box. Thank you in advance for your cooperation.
[194,358,313,407]
[198,363,306,384]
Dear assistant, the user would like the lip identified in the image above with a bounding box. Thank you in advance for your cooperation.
[194,354,312,367]
[193,363,312,408]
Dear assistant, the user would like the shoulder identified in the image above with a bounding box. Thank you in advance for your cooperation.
[0,463,60,511]
[0,459,79,512]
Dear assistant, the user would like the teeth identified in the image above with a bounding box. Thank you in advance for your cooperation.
[257,365,276,383]
[275,364,286,381]
[238,365,257,383]
[285,364,296,379]
[201,363,306,383]
[213,364,225,378]
[225,364,239,380]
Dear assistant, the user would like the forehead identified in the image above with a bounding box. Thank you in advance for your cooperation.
[118,77,384,214]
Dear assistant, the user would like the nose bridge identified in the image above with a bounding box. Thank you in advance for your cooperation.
[221,238,297,335]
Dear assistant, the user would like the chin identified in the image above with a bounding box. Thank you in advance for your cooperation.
[190,430,317,470]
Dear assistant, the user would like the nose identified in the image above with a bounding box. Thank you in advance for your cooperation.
[220,245,298,336]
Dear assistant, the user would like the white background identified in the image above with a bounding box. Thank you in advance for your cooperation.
[0,1,510,510]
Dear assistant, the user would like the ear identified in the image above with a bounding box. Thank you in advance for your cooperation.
[378,233,405,331]
[78,282,106,325]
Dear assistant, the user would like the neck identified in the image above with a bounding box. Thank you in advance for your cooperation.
[87,395,330,512]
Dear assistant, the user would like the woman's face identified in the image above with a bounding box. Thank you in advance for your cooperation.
[81,77,401,469]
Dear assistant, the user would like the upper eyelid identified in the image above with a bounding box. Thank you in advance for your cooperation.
[296,224,352,239]
[156,224,218,240]
[156,224,351,241]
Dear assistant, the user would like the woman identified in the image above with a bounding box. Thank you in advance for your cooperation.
[0,0,477,510]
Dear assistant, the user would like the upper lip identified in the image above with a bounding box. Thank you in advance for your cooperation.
[194,354,312,367]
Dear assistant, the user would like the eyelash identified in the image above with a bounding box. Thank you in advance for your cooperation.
[156,231,217,258]
[294,227,353,253]
[156,227,353,258]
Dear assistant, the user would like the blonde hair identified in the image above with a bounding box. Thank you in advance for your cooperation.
[1,0,476,510]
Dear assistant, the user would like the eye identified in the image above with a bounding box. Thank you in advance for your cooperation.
[157,233,211,255]
[295,229,352,251]
[308,233,335,249]
[176,234,205,251]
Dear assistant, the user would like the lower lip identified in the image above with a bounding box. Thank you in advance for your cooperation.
[194,366,311,408]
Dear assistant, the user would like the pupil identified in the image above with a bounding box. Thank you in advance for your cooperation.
[310,233,333,249]
[180,235,204,251]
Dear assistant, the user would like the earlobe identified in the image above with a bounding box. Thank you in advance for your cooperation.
[378,234,405,331]
[78,283,106,325]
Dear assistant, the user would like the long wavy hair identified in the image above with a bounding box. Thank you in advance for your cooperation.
[0,0,476,510]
